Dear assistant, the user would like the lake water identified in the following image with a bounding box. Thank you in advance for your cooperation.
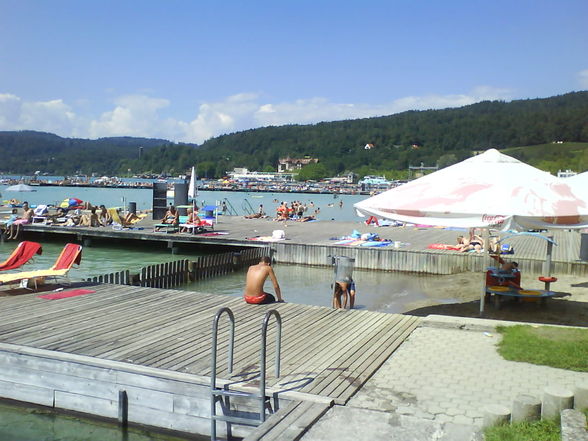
[188,264,458,313]
[0,400,205,441]
[0,184,367,221]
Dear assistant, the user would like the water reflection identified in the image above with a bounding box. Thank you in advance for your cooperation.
[187,264,459,313]
[0,401,204,441]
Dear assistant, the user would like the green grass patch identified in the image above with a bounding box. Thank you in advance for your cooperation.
[496,325,588,372]
[484,418,560,441]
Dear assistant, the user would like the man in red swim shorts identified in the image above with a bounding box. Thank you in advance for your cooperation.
[243,256,284,304]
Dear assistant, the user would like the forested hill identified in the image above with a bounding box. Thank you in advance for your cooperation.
[0,131,190,175]
[2,91,588,177]
[135,91,588,178]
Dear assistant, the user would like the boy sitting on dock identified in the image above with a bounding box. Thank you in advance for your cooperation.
[243,256,284,304]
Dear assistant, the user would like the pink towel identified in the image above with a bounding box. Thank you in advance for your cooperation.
[37,289,95,300]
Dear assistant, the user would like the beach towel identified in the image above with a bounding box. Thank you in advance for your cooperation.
[247,236,285,242]
[333,239,357,245]
[428,244,462,250]
[360,241,392,247]
[37,289,95,300]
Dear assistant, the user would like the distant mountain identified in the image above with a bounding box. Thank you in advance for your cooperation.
[174,91,588,178]
[2,91,588,177]
[0,131,195,175]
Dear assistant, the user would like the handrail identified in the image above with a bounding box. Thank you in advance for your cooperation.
[210,307,235,441]
[259,309,282,422]
[222,198,239,216]
[241,198,256,216]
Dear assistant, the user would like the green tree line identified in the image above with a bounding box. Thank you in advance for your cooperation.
[2,92,588,177]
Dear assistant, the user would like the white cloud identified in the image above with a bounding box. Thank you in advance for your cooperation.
[0,86,513,143]
[88,95,170,138]
[578,69,588,89]
[0,94,79,135]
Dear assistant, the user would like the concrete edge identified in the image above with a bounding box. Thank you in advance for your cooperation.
[420,314,588,332]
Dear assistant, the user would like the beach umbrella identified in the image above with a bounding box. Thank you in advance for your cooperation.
[354,149,588,231]
[5,183,35,192]
[565,171,588,202]
[59,197,84,209]
[354,149,588,313]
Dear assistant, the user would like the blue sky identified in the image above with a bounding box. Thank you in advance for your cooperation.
[1,0,587,143]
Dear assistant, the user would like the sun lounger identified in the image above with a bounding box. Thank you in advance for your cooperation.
[0,241,42,271]
[178,215,214,234]
[0,243,82,290]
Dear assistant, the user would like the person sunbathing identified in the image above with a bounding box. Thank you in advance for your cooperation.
[181,208,202,232]
[79,207,100,227]
[98,205,112,226]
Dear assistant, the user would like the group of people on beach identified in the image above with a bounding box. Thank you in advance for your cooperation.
[274,200,317,222]
[0,200,149,240]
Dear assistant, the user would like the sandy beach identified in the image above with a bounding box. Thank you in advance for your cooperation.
[404,272,588,327]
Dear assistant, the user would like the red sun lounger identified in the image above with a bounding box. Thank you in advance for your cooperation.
[0,243,82,289]
[0,241,43,271]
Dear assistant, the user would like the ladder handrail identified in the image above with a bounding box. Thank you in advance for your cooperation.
[222,198,239,216]
[241,198,256,215]
[211,307,235,441]
[259,309,282,423]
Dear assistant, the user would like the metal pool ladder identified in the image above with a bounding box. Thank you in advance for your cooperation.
[210,307,282,441]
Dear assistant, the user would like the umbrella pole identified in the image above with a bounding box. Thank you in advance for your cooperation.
[479,227,489,316]
[544,234,554,277]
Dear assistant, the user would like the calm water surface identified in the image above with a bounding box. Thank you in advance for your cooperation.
[0,185,366,221]
[0,239,205,281]
[188,264,459,313]
[0,401,204,441]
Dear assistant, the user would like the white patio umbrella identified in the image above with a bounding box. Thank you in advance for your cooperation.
[565,171,588,203]
[5,183,35,192]
[355,149,588,231]
[354,149,588,313]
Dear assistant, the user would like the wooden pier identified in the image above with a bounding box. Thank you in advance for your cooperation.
[0,284,420,437]
[12,216,588,276]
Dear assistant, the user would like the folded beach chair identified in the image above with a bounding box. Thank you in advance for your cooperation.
[0,243,82,290]
[0,241,42,271]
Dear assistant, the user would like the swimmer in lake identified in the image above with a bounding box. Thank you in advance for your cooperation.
[243,256,284,304]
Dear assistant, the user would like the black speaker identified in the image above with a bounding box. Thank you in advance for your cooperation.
[152,182,168,220]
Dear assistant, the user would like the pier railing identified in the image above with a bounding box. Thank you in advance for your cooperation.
[85,246,271,288]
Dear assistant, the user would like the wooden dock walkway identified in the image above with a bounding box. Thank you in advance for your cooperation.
[13,216,588,276]
[0,283,420,436]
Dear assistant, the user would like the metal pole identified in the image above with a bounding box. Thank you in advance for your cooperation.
[259,310,281,423]
[479,228,489,315]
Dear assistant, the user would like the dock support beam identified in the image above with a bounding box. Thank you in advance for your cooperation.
[118,390,128,427]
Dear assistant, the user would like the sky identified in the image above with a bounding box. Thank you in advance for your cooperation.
[0,0,587,144]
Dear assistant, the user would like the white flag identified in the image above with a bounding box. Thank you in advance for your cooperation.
[188,166,197,199]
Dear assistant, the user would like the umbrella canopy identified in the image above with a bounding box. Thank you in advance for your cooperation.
[5,184,35,192]
[354,149,588,232]
[59,198,84,209]
[565,171,588,203]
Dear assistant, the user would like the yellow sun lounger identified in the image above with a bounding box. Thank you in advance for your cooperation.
[0,243,82,290]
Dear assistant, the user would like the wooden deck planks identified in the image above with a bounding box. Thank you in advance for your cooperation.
[0,284,420,404]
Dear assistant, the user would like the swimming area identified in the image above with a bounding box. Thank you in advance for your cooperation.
[0,184,367,222]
